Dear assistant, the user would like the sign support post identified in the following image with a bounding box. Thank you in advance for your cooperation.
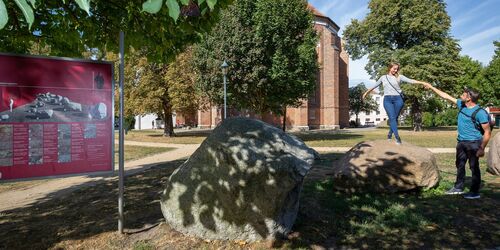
[118,30,125,234]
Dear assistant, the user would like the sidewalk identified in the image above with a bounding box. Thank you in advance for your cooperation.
[0,141,472,212]
[0,143,199,212]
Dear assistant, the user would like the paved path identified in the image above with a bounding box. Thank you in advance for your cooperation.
[0,141,482,212]
[0,142,199,212]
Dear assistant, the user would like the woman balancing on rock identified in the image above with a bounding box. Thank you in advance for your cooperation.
[362,62,428,145]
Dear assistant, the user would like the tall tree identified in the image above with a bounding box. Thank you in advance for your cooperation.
[454,55,497,106]
[349,83,378,127]
[193,0,318,127]
[343,0,461,131]
[483,41,500,106]
[111,48,200,137]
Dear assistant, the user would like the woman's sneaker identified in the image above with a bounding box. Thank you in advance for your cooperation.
[395,137,402,145]
[445,187,464,195]
[463,192,480,199]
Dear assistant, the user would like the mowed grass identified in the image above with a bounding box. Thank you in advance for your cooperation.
[297,127,499,148]
[115,129,211,144]
[289,152,500,249]
[121,127,499,148]
[1,152,498,249]
[0,145,173,194]
[115,145,174,164]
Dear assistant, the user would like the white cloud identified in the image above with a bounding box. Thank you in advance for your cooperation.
[321,0,341,14]
[349,56,376,87]
[338,5,368,34]
[460,26,500,48]
[450,0,490,28]
[462,43,496,65]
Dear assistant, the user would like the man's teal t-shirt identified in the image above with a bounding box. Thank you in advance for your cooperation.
[456,99,489,141]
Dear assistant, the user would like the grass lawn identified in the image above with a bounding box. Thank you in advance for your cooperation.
[297,127,499,148]
[0,145,173,194]
[1,152,498,249]
[120,127,499,148]
[116,129,210,144]
[116,145,174,164]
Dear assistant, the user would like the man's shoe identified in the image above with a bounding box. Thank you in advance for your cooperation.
[445,187,464,195]
[463,192,480,199]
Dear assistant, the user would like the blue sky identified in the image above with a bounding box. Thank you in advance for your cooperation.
[308,0,500,87]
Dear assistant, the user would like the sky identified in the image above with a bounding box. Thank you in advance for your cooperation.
[308,0,500,87]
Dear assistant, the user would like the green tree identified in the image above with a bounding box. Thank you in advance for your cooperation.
[110,48,200,137]
[453,55,498,106]
[343,0,461,131]
[193,0,318,128]
[349,83,378,127]
[0,0,232,62]
[483,41,500,106]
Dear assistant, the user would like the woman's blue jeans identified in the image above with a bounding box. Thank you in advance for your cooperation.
[383,95,404,139]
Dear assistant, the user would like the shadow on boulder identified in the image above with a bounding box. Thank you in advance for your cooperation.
[332,140,440,193]
[160,117,318,241]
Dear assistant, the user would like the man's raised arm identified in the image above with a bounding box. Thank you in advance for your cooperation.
[422,82,456,104]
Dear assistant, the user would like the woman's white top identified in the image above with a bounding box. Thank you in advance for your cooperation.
[375,74,416,96]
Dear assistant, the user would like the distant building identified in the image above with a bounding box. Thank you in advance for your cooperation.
[350,91,389,126]
[486,106,500,128]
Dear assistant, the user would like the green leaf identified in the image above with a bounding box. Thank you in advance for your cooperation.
[180,0,189,5]
[166,0,180,22]
[206,0,216,10]
[142,0,163,14]
[0,0,8,30]
[75,0,91,15]
[27,0,36,8]
[197,0,205,5]
[14,0,34,29]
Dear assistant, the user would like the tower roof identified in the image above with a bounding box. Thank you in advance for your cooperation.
[307,3,340,31]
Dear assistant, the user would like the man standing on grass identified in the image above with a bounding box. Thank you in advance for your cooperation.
[423,83,491,199]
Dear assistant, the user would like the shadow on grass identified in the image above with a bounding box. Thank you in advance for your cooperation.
[293,131,364,142]
[376,126,458,132]
[144,129,213,138]
[278,152,500,249]
[0,152,498,249]
[0,159,185,250]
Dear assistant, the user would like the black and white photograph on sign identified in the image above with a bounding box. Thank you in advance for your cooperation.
[29,124,43,165]
[58,124,71,163]
[0,125,13,167]
[0,91,108,123]
[84,124,97,139]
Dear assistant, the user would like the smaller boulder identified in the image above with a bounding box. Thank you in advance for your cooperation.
[487,133,500,175]
[333,140,439,193]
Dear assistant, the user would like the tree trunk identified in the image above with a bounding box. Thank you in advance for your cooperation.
[411,100,423,132]
[162,100,175,137]
[355,114,359,127]
[282,106,287,131]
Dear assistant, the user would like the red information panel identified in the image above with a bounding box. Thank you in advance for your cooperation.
[0,53,114,181]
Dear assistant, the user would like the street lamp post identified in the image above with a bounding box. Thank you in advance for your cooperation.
[221,60,229,119]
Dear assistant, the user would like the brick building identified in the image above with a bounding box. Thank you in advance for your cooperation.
[186,5,350,130]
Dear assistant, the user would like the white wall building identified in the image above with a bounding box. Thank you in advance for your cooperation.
[350,92,389,126]
[134,113,176,130]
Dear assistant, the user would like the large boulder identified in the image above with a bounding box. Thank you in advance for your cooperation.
[332,140,439,193]
[160,117,318,241]
[487,132,500,175]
